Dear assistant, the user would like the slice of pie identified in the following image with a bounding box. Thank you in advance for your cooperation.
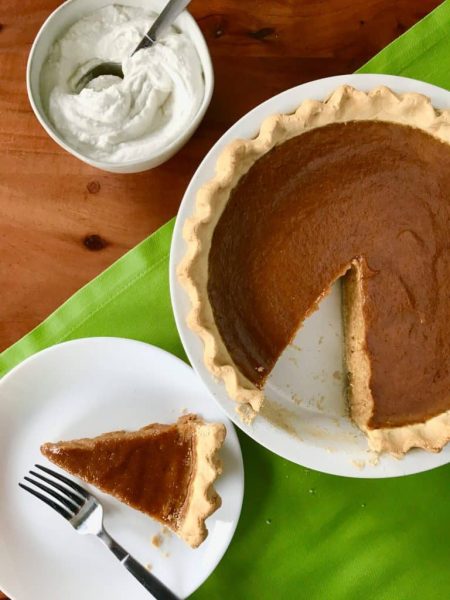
[178,85,450,457]
[41,415,226,548]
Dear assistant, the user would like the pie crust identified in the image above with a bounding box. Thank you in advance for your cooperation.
[177,417,226,546]
[177,85,450,456]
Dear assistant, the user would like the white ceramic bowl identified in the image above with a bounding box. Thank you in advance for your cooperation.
[26,0,214,173]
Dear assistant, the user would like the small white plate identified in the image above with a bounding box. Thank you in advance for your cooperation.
[0,337,244,600]
[170,73,450,479]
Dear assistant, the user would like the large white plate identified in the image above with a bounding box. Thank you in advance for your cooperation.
[169,73,450,479]
[0,338,244,600]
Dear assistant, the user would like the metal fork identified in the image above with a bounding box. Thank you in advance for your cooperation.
[19,465,179,600]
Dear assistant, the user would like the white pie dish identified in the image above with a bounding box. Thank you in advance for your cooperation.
[26,0,213,173]
[169,73,450,479]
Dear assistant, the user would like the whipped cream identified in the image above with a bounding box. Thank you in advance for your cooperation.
[40,5,204,163]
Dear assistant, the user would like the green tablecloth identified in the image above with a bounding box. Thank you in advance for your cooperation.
[2,2,450,598]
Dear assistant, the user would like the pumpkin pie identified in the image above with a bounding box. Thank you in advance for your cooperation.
[178,86,450,456]
[41,415,226,547]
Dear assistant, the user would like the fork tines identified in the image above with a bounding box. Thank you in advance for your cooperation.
[19,464,87,520]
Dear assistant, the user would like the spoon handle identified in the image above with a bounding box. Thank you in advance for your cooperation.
[132,0,192,56]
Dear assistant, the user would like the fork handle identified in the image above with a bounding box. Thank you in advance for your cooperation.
[98,529,180,599]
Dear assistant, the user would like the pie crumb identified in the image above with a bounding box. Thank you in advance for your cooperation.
[316,395,325,411]
[162,526,172,537]
[260,400,301,439]
[146,563,152,571]
[292,393,302,405]
[351,459,366,470]
[367,450,380,466]
[152,534,163,548]
[333,370,342,380]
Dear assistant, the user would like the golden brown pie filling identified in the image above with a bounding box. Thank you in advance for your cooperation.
[208,120,450,429]
[42,422,195,526]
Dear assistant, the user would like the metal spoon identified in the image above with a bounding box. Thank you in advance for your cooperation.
[73,0,191,93]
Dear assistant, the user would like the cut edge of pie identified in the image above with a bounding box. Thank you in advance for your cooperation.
[177,85,450,456]
[343,258,450,456]
[41,415,226,548]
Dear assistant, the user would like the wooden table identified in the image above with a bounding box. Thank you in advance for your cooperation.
[0,0,441,597]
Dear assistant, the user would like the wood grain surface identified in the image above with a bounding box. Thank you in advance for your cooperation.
[0,0,440,354]
[0,0,441,596]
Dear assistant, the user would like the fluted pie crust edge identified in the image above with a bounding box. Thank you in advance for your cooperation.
[178,418,226,547]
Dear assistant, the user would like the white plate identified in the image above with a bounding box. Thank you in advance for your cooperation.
[169,73,450,479]
[0,337,244,600]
